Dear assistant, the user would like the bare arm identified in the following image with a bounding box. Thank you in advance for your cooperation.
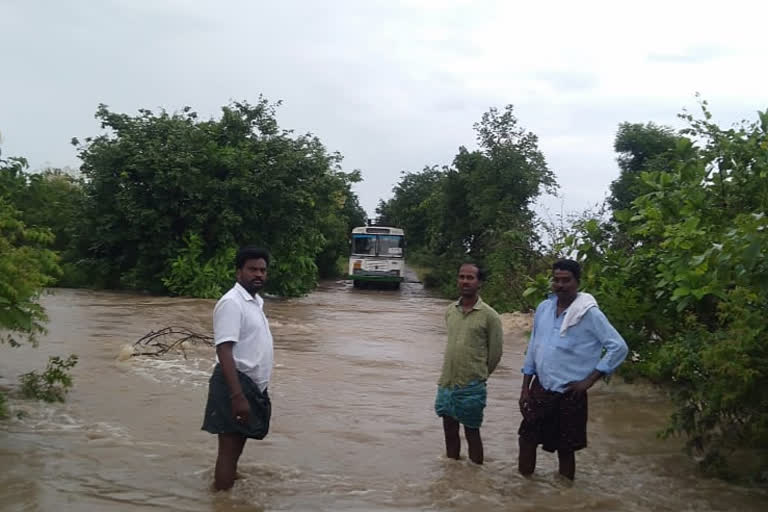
[521,309,537,379]
[486,313,504,375]
[521,374,533,396]
[519,374,535,421]
[565,369,603,396]
[216,342,249,423]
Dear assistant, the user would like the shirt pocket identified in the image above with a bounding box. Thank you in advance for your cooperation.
[464,322,486,343]
[552,333,578,355]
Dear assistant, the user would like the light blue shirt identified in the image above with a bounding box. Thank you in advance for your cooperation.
[522,295,628,393]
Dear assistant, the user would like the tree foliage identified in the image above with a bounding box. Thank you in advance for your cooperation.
[0,151,70,418]
[71,99,365,297]
[609,122,682,212]
[0,155,61,347]
[376,165,445,250]
[378,105,556,308]
[530,102,768,480]
[19,355,79,403]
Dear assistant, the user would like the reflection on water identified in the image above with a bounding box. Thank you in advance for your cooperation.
[1,281,766,511]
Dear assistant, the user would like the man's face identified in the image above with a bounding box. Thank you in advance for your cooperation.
[457,264,481,298]
[552,269,579,302]
[236,258,268,295]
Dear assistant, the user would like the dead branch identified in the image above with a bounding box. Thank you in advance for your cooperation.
[132,326,213,359]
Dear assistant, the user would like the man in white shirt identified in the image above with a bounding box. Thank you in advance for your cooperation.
[201,246,274,491]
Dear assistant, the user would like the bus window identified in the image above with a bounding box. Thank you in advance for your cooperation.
[352,235,376,255]
[378,235,404,257]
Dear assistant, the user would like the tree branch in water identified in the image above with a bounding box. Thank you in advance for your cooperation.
[132,327,213,359]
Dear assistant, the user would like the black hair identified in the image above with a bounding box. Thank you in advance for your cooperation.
[552,259,581,281]
[235,246,270,269]
[459,262,486,282]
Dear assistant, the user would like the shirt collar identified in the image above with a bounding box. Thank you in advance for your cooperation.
[454,295,484,311]
[234,282,261,304]
[547,292,580,312]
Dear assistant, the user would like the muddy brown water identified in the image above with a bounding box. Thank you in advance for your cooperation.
[1,280,766,511]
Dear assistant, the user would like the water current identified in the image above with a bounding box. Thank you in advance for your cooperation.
[1,279,765,511]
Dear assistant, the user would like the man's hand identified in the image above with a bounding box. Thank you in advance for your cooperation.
[519,388,536,422]
[519,388,530,407]
[232,393,250,424]
[565,370,603,396]
[217,342,250,425]
[564,378,592,396]
[519,374,533,406]
[519,374,534,422]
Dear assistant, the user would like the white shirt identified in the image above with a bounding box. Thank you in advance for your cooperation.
[213,282,274,391]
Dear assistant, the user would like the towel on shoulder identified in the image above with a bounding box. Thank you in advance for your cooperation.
[560,292,598,337]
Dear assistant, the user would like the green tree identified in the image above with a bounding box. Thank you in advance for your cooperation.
[9,167,88,286]
[0,152,63,419]
[376,165,445,252]
[72,99,364,297]
[315,169,367,278]
[378,105,557,308]
[609,122,681,212]
[431,106,556,257]
[14,168,84,252]
[0,156,61,348]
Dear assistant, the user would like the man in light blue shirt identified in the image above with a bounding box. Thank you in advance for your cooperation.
[518,259,628,480]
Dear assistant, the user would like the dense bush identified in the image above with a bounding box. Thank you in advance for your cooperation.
[70,99,365,296]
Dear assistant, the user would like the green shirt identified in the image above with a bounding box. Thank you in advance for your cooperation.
[438,296,504,388]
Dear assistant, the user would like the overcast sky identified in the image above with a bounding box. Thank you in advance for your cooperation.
[2,0,767,219]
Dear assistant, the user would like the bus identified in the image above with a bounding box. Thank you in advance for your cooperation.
[348,226,405,289]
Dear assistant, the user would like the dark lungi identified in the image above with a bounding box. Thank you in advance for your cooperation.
[518,378,587,453]
[201,364,271,439]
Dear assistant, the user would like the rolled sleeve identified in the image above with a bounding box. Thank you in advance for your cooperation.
[588,309,628,375]
[213,298,242,345]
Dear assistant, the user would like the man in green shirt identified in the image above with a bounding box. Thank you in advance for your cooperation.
[435,263,504,464]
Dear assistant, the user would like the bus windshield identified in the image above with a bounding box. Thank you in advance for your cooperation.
[378,235,404,257]
[352,235,376,256]
[352,234,404,257]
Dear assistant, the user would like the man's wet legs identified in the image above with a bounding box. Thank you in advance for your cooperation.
[464,426,483,464]
[518,437,537,476]
[557,449,575,480]
[214,433,247,490]
[442,416,461,460]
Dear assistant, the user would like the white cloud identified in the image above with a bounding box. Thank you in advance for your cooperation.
[1,0,767,218]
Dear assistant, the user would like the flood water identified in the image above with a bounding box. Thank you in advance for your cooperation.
[1,279,766,511]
